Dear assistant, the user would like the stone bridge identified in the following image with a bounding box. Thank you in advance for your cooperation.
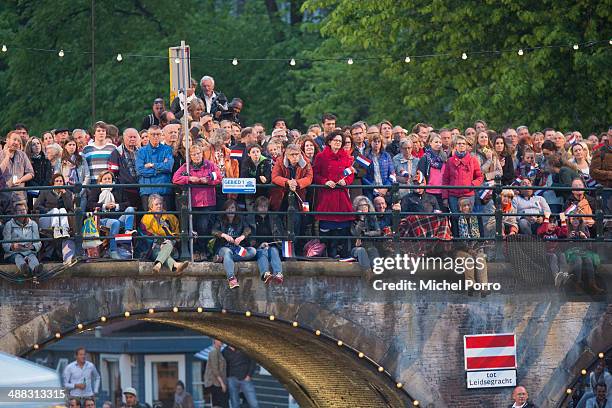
[0,260,611,408]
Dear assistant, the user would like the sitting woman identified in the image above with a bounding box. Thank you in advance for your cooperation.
[250,196,284,285]
[350,196,382,271]
[87,170,136,260]
[484,189,518,238]
[172,144,222,257]
[140,194,188,274]
[2,202,43,276]
[34,173,74,239]
[565,177,595,231]
[211,199,256,289]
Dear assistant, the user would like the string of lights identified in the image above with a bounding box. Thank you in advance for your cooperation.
[0,39,610,65]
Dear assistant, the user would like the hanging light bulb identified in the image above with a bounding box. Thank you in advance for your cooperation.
[573,44,579,50]
[289,58,296,66]
[116,53,123,62]
[609,39,612,45]
[347,58,354,65]
[1,44,7,52]
[232,58,238,66]
[517,49,524,56]
[461,52,468,60]
[58,49,65,58]
[405,56,411,63]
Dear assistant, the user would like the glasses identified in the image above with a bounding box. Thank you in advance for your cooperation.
[332,138,343,143]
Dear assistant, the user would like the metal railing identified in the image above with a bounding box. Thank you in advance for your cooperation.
[0,178,610,261]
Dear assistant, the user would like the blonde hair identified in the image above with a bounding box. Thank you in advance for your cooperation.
[500,189,514,198]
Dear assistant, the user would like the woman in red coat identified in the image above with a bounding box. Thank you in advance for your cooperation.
[313,130,355,258]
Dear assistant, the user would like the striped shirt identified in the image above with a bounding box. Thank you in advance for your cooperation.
[82,143,118,183]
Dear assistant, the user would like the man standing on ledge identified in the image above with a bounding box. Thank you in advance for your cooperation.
[508,385,537,408]
[62,347,100,401]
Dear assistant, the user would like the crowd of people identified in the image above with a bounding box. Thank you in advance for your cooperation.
[0,74,610,291]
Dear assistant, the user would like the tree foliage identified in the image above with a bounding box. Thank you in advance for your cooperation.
[0,0,609,136]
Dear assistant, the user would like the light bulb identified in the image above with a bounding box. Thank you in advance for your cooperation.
[197,307,203,313]
[33,344,39,350]
[518,49,524,56]
[573,44,579,50]
[124,311,130,317]
[292,321,298,327]
[378,366,384,372]
[55,332,61,338]
[173,307,179,312]
[269,315,275,321]
[148,308,155,314]
[58,49,65,58]
[609,39,612,45]
[337,340,343,346]
[358,352,364,358]
[347,58,354,65]
[77,323,83,330]
[289,58,296,66]
[315,330,321,336]
[100,316,107,322]
[1,45,6,52]
[232,58,238,66]
[245,311,251,317]
[396,382,403,388]
[404,56,411,63]
[461,52,467,60]
[116,53,123,62]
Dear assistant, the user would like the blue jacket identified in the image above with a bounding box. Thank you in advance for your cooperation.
[135,143,174,195]
[363,150,395,186]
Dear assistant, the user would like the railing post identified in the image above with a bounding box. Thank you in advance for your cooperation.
[73,183,84,256]
[287,192,296,243]
[493,176,503,243]
[391,182,401,253]
[179,186,190,259]
[595,185,604,240]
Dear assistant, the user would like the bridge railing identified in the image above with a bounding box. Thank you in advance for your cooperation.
[0,179,609,261]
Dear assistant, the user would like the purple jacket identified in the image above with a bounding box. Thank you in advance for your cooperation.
[172,160,221,208]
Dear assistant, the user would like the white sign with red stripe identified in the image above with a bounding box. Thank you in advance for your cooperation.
[464,333,516,371]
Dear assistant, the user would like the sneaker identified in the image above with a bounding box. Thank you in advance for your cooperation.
[212,255,223,263]
[173,261,188,274]
[61,227,71,238]
[262,271,273,285]
[554,272,565,288]
[110,251,122,260]
[53,226,62,239]
[228,277,239,289]
[32,264,43,276]
[18,263,29,276]
[152,262,162,273]
[273,273,284,285]
[63,258,78,268]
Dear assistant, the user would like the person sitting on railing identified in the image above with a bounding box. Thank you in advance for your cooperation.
[484,189,518,238]
[87,170,136,260]
[0,130,35,208]
[416,132,448,210]
[24,137,53,209]
[454,197,488,296]
[512,178,551,235]
[312,130,355,259]
[565,177,596,231]
[250,196,284,285]
[363,133,396,202]
[442,135,484,236]
[172,144,221,258]
[135,125,175,212]
[139,193,188,274]
[240,144,272,217]
[564,215,604,294]
[350,196,381,271]
[2,202,43,276]
[537,211,569,288]
[211,199,256,289]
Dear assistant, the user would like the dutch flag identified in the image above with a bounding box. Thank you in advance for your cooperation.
[302,201,310,212]
[115,233,133,243]
[567,134,576,145]
[343,167,355,177]
[230,149,243,160]
[210,171,218,181]
[282,241,294,258]
[479,182,493,200]
[237,246,248,257]
[355,154,372,168]
[526,166,539,178]
[565,203,578,215]
[414,170,425,184]
[511,177,523,186]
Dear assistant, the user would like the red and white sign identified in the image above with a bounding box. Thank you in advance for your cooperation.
[464,333,516,371]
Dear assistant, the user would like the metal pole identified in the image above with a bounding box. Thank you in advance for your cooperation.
[181,41,193,261]
[91,0,96,123]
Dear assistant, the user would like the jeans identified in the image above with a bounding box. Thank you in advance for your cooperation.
[9,253,39,272]
[256,246,282,277]
[228,377,259,408]
[98,207,135,251]
[218,246,257,279]
[351,246,380,269]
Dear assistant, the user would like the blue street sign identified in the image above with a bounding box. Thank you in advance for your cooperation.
[222,178,257,194]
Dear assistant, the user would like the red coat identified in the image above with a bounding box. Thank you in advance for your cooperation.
[270,155,313,210]
[312,146,355,222]
[441,153,484,199]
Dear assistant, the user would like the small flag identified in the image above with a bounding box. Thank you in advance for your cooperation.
[567,134,576,145]
[400,169,410,177]
[582,174,599,188]
[526,166,539,178]
[414,170,425,184]
[115,233,133,243]
[282,241,294,258]
[237,246,248,257]
[343,167,354,177]
[511,177,523,186]
[210,171,218,181]
[338,257,357,262]
[565,203,578,215]
[389,174,397,183]
[479,185,493,200]
[302,201,310,212]
[230,149,243,159]
[355,154,372,168]
[534,189,545,196]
